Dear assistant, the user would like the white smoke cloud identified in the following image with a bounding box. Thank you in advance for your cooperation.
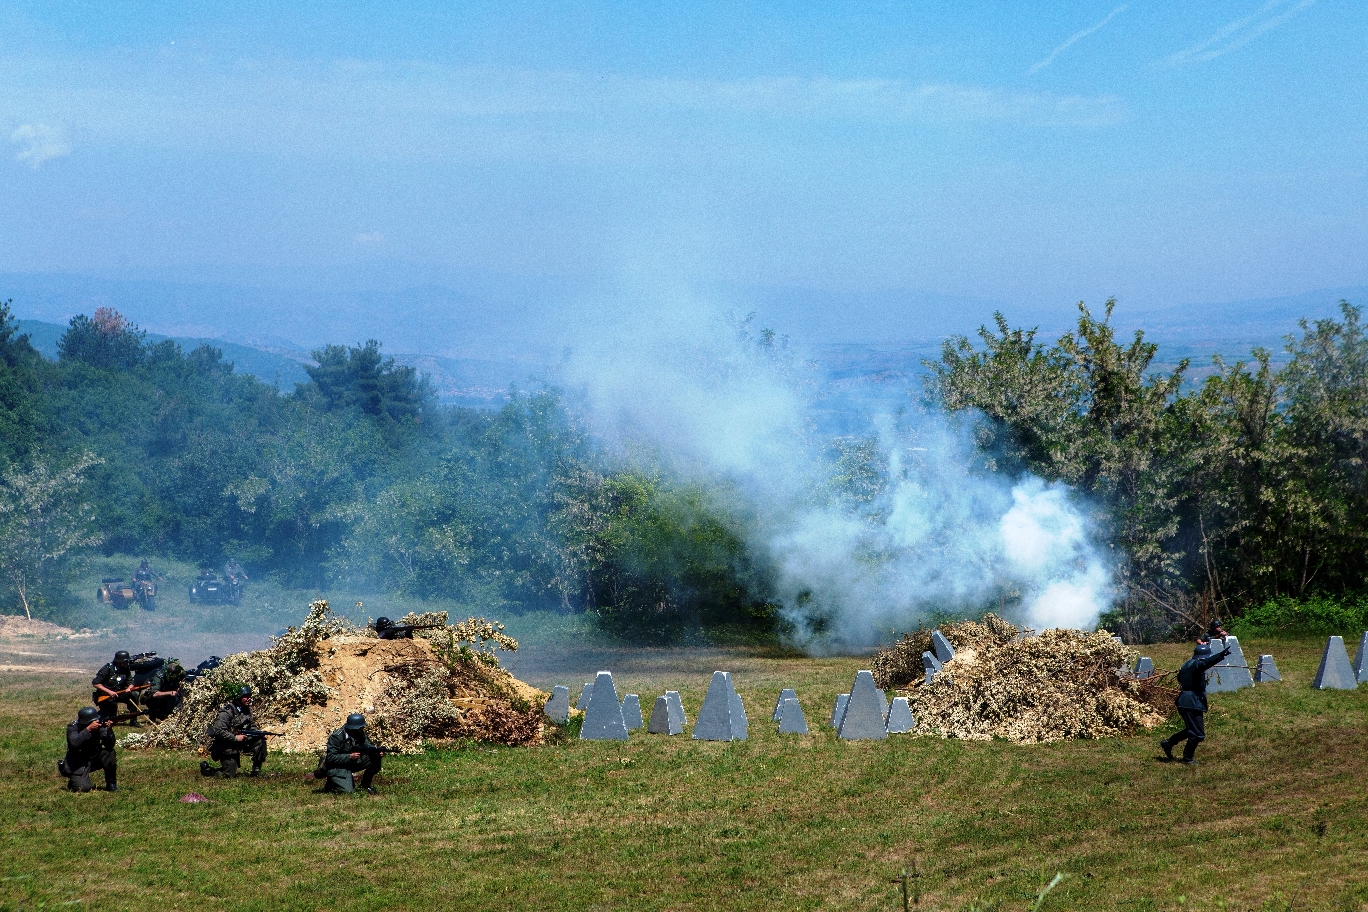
[561,297,1117,652]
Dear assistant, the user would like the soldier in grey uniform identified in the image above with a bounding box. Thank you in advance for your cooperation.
[201,686,267,778]
[323,713,384,794]
[63,707,117,792]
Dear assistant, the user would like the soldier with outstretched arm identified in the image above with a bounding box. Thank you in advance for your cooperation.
[63,706,118,792]
[1160,633,1232,765]
[202,686,267,778]
[323,713,390,794]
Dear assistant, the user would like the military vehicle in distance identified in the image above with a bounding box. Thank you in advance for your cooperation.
[97,575,156,610]
[188,569,241,605]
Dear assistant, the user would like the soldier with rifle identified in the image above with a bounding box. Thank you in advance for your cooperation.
[92,651,147,722]
[322,713,393,794]
[202,686,275,778]
[143,658,186,722]
[61,705,142,792]
[373,616,444,640]
[1160,622,1232,765]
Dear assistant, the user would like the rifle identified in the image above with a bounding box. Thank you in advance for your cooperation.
[95,684,150,704]
[94,709,147,726]
[361,744,399,756]
[237,729,285,739]
[376,623,444,640]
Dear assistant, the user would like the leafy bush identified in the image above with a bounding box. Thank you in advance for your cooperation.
[1230,594,1368,637]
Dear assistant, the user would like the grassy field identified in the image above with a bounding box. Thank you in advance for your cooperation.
[2,635,1367,912]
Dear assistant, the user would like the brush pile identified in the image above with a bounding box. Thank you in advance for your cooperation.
[876,615,1171,744]
[125,600,546,753]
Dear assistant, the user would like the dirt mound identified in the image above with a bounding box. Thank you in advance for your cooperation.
[0,615,81,638]
[880,617,1171,744]
[127,601,547,754]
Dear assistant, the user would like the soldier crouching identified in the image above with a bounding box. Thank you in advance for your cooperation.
[202,686,266,778]
[323,713,382,794]
[64,707,117,792]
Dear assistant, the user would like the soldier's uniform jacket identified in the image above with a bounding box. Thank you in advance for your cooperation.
[1175,646,1232,712]
[325,726,375,768]
[91,663,132,699]
[148,663,185,694]
[208,702,255,746]
[65,720,115,766]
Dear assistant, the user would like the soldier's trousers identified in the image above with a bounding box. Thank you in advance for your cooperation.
[210,737,267,776]
[144,693,182,722]
[1162,708,1206,760]
[97,697,140,722]
[66,750,117,792]
[325,754,381,793]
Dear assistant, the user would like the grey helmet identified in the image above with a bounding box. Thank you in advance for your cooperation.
[344,713,367,731]
[237,685,253,700]
[77,706,100,725]
[1193,641,1212,658]
[114,650,131,665]
[374,617,392,630]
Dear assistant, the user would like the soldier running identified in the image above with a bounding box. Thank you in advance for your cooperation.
[1160,635,1233,765]
[63,707,117,792]
[202,686,267,778]
[323,713,383,794]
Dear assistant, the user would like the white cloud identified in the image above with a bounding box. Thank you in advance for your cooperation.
[10,123,70,168]
[353,231,385,246]
[1163,0,1316,66]
[1029,5,1130,75]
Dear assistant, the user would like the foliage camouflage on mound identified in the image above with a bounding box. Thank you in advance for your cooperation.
[125,600,544,753]
[872,614,1018,690]
[884,616,1171,743]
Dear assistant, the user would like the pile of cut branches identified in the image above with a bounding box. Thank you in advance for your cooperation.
[887,618,1171,743]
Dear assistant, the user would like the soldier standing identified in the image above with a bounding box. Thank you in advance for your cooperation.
[323,713,383,794]
[63,707,117,792]
[92,651,140,722]
[143,659,186,722]
[202,686,266,778]
[1160,639,1233,764]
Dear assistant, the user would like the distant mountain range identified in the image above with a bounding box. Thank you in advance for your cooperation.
[6,270,1363,410]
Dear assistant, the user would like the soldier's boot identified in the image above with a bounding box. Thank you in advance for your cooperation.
[1181,741,1199,764]
[247,765,263,777]
[1159,737,1174,760]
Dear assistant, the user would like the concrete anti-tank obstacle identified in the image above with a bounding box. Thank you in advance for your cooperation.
[772,688,799,721]
[931,630,955,664]
[1354,632,1368,685]
[647,692,686,735]
[777,698,808,734]
[579,671,630,740]
[692,671,748,741]
[1254,654,1282,683]
[622,694,644,731]
[575,682,594,710]
[922,652,943,684]
[830,694,849,728]
[838,670,889,741]
[1313,636,1358,690]
[544,685,570,723]
[1206,636,1254,692]
[667,690,687,726]
[1133,657,1154,678]
[885,696,915,734]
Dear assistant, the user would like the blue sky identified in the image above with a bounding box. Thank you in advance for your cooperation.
[1,1,1364,346]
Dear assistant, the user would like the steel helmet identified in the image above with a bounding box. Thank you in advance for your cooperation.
[375,617,392,629]
[344,713,367,731]
[77,706,100,725]
[114,650,131,664]
[1193,641,1212,657]
[237,685,253,699]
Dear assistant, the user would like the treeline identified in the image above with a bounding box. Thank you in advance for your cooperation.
[1,297,1363,640]
[0,303,774,636]
[929,299,1367,639]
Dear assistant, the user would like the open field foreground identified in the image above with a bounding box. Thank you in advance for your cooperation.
[2,638,1366,912]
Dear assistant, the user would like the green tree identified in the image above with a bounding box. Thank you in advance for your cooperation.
[0,452,104,619]
[57,307,148,371]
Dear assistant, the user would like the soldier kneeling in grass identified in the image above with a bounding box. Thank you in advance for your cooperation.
[323,713,387,795]
[63,707,118,792]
